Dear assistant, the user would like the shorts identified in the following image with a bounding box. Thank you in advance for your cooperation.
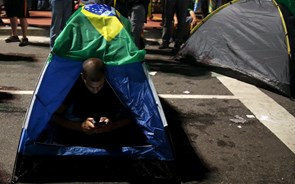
[4,0,28,18]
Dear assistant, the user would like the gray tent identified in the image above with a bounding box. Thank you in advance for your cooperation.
[177,0,294,97]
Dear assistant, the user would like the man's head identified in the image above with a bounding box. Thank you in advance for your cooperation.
[81,58,106,94]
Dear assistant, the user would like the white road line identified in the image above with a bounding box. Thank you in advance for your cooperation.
[216,75,295,154]
[0,90,33,95]
[0,90,237,99]
[159,94,238,99]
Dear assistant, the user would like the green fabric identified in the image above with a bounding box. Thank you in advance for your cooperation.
[52,7,145,66]
[276,0,295,15]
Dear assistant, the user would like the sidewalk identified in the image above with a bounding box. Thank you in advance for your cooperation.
[0,11,162,38]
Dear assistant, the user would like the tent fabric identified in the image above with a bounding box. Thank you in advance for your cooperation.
[19,55,82,153]
[16,3,174,161]
[178,0,293,97]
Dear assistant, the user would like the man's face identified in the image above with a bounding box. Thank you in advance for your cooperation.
[83,76,105,94]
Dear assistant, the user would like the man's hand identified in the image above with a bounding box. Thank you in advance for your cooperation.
[98,117,110,125]
[93,117,111,134]
[81,117,111,134]
[81,118,96,134]
[81,116,130,134]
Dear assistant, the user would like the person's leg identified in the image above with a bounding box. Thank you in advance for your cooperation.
[50,0,64,48]
[9,17,18,36]
[161,0,165,25]
[18,0,29,46]
[201,0,209,17]
[61,0,72,30]
[0,0,2,24]
[37,0,42,10]
[174,0,190,50]
[4,0,20,42]
[19,18,28,44]
[159,0,176,49]
[129,4,145,49]
[19,18,28,38]
[4,17,21,42]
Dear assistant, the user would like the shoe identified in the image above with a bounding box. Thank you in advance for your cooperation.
[0,19,4,26]
[19,38,29,47]
[173,42,182,51]
[174,42,181,49]
[139,37,146,50]
[159,43,169,49]
[5,36,20,43]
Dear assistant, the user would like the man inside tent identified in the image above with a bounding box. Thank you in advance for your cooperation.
[46,58,147,148]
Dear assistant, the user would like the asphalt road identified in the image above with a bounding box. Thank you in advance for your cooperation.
[0,31,295,184]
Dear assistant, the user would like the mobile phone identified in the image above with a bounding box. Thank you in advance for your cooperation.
[92,119,107,126]
[91,119,97,125]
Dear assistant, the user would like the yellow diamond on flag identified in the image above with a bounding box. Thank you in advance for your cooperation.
[81,6,123,42]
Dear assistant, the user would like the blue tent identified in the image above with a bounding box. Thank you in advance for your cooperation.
[12,4,175,183]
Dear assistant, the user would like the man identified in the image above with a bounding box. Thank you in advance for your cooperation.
[4,0,29,46]
[51,58,146,147]
[127,0,150,49]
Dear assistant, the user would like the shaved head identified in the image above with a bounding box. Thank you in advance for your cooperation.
[82,58,105,82]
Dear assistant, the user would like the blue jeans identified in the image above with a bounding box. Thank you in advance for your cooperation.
[50,0,72,48]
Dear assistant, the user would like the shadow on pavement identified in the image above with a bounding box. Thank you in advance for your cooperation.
[145,46,211,77]
[0,54,35,62]
[145,58,210,77]
[29,42,50,48]
[160,98,211,182]
[145,48,175,57]
[0,91,14,102]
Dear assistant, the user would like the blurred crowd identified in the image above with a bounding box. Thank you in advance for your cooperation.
[0,0,230,49]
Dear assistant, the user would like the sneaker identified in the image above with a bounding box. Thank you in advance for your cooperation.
[19,38,29,47]
[159,43,169,49]
[5,36,20,43]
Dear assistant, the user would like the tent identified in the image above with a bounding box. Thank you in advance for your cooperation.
[177,0,295,97]
[11,3,175,183]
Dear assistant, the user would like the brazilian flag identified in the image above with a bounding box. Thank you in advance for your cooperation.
[53,3,145,65]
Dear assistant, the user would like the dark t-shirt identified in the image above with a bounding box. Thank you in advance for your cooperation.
[44,77,147,147]
[63,77,128,122]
